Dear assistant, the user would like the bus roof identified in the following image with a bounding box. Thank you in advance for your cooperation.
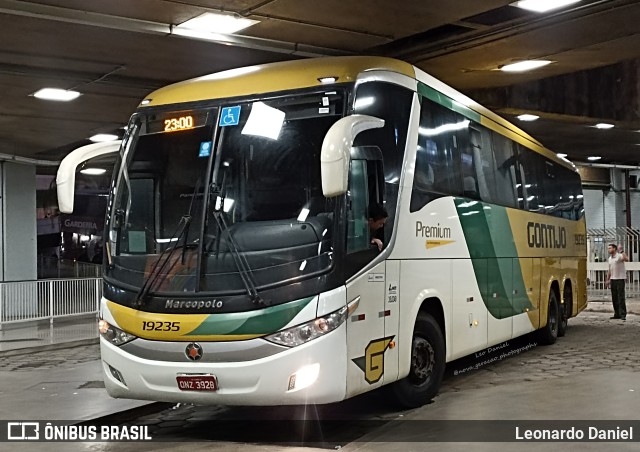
[139,56,415,107]
[139,56,574,172]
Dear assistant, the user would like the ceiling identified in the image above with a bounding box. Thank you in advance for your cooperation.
[1,0,639,166]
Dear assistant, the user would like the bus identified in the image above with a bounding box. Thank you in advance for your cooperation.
[57,56,587,408]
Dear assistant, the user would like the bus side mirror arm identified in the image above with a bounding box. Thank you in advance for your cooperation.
[320,115,384,197]
[56,141,121,213]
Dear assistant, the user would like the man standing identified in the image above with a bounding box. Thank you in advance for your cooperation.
[605,243,628,320]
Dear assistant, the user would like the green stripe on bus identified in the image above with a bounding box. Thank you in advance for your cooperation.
[454,199,533,318]
[417,83,481,123]
[185,296,315,337]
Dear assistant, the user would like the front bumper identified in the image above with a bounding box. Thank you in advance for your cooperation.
[100,323,347,406]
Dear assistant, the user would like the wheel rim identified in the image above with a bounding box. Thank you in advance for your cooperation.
[409,337,435,386]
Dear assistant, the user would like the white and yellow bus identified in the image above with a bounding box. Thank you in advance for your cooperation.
[58,56,587,408]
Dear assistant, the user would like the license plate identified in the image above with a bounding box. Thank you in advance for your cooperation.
[176,374,218,391]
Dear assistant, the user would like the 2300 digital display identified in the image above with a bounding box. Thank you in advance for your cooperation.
[164,115,194,132]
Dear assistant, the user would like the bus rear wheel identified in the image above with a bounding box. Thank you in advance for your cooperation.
[537,291,559,345]
[388,312,445,408]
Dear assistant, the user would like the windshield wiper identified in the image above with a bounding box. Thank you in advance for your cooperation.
[208,169,263,305]
[211,211,264,306]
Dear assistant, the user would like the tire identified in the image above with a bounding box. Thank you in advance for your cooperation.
[558,287,571,338]
[537,291,559,345]
[388,312,445,408]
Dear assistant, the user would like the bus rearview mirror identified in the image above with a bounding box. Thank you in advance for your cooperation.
[320,115,384,197]
[56,141,121,213]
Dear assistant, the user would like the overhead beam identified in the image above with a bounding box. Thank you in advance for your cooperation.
[468,59,640,123]
[0,62,165,91]
[374,0,637,63]
[0,0,349,58]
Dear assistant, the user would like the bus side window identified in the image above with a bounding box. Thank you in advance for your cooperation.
[518,145,545,213]
[468,126,491,201]
[346,160,370,253]
[456,127,481,199]
[410,97,463,212]
[353,82,413,244]
[490,133,519,208]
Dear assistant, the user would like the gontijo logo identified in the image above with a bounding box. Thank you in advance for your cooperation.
[526,222,567,249]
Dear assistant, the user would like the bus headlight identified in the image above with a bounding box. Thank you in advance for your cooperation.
[264,306,347,347]
[99,319,137,346]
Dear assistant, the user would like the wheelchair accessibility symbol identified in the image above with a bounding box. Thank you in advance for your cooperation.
[219,106,241,126]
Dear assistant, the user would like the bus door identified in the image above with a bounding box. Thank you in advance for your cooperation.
[344,148,390,397]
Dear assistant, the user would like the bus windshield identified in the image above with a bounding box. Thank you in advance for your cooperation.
[107,89,345,296]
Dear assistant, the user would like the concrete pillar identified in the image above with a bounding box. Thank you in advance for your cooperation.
[0,162,37,281]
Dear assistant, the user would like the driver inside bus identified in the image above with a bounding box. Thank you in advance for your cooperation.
[368,203,388,252]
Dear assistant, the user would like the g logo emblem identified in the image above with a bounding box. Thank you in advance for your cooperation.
[352,336,394,384]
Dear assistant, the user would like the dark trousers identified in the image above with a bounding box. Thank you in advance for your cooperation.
[610,279,627,318]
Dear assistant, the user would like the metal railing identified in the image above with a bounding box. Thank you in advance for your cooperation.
[0,278,101,328]
[587,262,640,300]
[587,227,640,263]
[587,227,640,300]
[37,258,103,279]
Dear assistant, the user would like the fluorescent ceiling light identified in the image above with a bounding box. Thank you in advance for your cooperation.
[501,60,552,72]
[80,168,107,175]
[176,12,258,35]
[517,114,540,121]
[594,123,614,129]
[587,156,602,161]
[557,153,568,158]
[512,0,581,13]
[89,134,119,142]
[32,88,81,102]
[241,102,285,140]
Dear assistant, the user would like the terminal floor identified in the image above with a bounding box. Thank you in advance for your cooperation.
[0,316,98,354]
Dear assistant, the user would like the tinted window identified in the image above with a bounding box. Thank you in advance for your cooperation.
[516,145,583,220]
[353,82,412,241]
[409,93,582,219]
[489,132,519,208]
[411,99,464,211]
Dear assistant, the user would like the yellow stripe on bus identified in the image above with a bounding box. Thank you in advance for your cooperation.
[106,300,262,342]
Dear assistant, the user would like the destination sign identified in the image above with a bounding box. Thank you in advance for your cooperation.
[143,110,209,134]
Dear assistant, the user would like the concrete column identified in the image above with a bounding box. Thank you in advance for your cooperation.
[0,161,37,282]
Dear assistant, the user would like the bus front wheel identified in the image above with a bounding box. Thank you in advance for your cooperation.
[388,312,445,408]
[537,291,559,345]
